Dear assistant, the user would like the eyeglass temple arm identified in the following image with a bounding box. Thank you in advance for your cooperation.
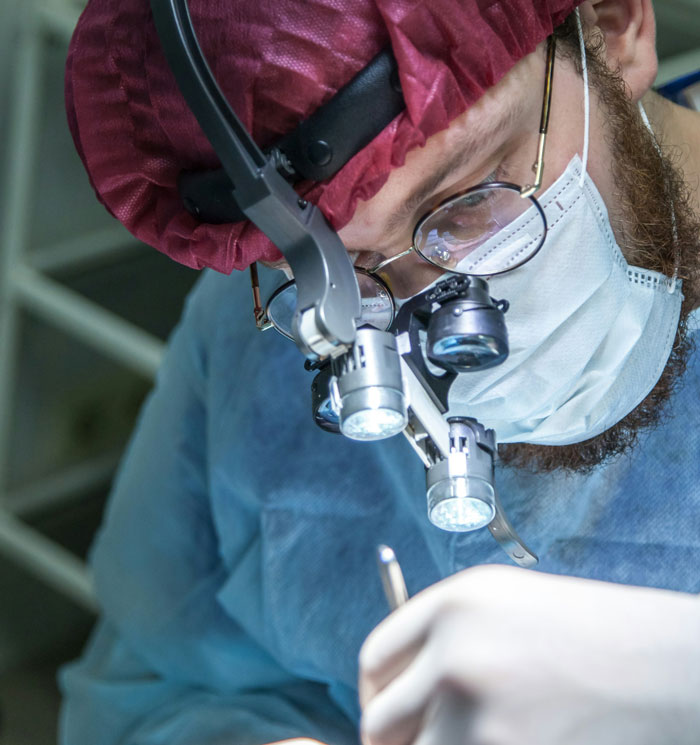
[250,263,273,330]
[368,246,416,274]
[521,35,556,198]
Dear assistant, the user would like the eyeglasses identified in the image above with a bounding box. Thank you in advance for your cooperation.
[252,35,556,336]
[261,265,396,341]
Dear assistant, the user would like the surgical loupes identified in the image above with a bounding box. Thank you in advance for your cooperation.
[394,277,538,566]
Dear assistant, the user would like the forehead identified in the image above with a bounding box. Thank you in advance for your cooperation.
[338,45,544,251]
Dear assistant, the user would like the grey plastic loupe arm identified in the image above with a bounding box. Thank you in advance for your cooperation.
[150,0,361,358]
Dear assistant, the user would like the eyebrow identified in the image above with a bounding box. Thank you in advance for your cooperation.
[383,97,527,238]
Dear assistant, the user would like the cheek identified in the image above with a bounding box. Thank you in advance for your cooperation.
[260,258,293,279]
[580,95,620,222]
[535,62,616,224]
[378,255,445,299]
[547,66,618,218]
[539,71,587,188]
[585,135,616,204]
[338,203,388,253]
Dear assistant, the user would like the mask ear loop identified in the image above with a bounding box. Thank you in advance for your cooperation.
[577,8,679,295]
[638,101,680,294]
[575,8,590,187]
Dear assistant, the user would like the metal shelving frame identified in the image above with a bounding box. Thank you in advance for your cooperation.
[0,0,165,615]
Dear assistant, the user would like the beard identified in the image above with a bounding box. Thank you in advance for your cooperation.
[498,29,700,474]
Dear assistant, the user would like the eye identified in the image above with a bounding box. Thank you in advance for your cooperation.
[436,165,504,214]
[438,189,500,236]
[459,190,491,208]
[409,161,511,252]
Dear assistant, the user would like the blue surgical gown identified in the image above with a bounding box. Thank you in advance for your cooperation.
[59,268,700,745]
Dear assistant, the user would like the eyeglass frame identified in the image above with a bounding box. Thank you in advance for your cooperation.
[262,265,396,340]
[250,34,556,331]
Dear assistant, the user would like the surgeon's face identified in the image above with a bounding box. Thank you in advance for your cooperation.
[338,18,700,473]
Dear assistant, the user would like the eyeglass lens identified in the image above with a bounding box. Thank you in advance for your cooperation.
[413,183,547,277]
[266,269,395,339]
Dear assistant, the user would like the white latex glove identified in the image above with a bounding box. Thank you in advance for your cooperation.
[359,565,700,745]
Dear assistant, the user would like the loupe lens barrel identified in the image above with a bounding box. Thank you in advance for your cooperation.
[426,277,509,373]
[428,305,508,371]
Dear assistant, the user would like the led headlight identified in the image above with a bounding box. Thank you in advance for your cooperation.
[331,328,407,441]
[426,417,496,532]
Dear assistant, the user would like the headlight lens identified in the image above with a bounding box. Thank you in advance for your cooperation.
[427,475,495,531]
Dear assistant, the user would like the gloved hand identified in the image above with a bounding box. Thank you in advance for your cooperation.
[359,565,700,745]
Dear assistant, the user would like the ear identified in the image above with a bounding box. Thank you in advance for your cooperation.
[581,0,657,100]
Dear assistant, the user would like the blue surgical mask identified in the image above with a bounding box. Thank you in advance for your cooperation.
[446,154,682,445]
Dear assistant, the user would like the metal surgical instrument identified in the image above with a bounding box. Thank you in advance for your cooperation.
[376,544,408,612]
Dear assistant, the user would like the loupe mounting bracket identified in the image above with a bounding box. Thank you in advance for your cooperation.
[392,278,537,567]
[391,277,462,412]
[150,0,364,359]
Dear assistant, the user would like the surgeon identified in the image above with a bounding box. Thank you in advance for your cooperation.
[61,0,700,743]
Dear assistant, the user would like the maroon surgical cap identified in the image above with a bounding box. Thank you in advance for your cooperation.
[66,0,582,273]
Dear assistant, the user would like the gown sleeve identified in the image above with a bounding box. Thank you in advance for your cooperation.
[58,273,359,745]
